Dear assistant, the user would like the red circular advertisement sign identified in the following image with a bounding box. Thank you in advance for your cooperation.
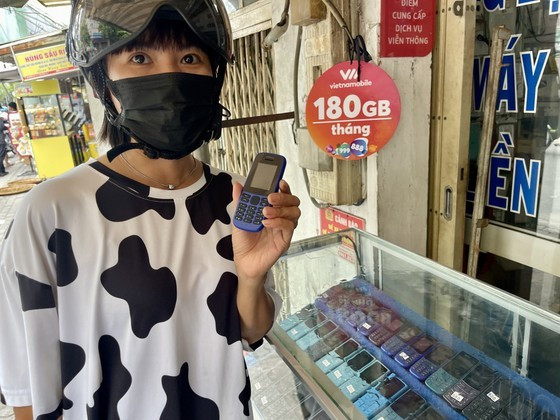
[305,61,401,160]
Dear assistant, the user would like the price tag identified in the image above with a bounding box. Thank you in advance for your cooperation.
[306,61,401,160]
[451,391,464,402]
[322,359,331,367]
[347,384,356,394]
[362,322,371,329]
[334,370,342,379]
[399,351,409,360]
[487,391,500,402]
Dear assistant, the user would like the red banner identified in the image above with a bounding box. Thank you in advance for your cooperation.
[320,208,366,263]
[380,0,436,57]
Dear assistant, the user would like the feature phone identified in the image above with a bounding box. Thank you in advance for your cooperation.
[234,153,286,232]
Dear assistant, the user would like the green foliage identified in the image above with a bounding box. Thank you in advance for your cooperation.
[99,23,129,42]
[80,22,92,46]
[0,83,15,106]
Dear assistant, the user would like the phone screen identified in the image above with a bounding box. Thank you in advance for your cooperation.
[412,337,436,353]
[426,345,454,365]
[387,318,404,332]
[304,317,321,329]
[360,362,388,383]
[463,364,495,390]
[347,351,374,371]
[249,162,278,191]
[335,340,359,358]
[397,326,421,341]
[378,377,405,398]
[323,330,349,347]
[377,308,393,325]
[415,407,445,420]
[442,352,477,377]
[391,390,425,417]
[315,321,337,338]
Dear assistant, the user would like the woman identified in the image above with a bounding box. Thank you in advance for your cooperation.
[0,1,300,419]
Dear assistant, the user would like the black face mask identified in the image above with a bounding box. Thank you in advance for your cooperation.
[106,72,219,159]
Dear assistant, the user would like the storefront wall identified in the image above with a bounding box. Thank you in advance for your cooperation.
[273,1,432,257]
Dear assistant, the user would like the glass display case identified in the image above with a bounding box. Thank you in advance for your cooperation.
[267,229,560,419]
[22,94,66,139]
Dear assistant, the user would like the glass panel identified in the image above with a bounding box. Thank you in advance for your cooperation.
[270,229,560,419]
[468,2,560,244]
[22,95,65,138]
[474,252,560,315]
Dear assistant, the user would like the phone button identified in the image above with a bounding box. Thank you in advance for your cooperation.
[260,198,269,206]
[241,193,250,202]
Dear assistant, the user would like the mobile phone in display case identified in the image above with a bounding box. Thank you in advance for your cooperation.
[373,389,426,420]
[394,335,437,368]
[462,378,516,420]
[233,152,286,232]
[368,318,405,347]
[424,351,478,395]
[409,344,455,381]
[442,362,497,410]
[355,375,408,418]
[381,325,423,356]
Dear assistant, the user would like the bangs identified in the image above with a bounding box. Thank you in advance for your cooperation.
[111,18,212,57]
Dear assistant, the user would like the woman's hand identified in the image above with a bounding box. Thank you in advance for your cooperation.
[232,180,301,285]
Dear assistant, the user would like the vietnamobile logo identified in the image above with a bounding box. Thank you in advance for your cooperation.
[340,68,358,80]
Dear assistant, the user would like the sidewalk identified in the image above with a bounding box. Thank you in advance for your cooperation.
[0,158,35,240]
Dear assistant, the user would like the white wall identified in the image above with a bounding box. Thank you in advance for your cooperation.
[272,1,431,254]
[272,0,431,255]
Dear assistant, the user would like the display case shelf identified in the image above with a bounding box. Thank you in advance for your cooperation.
[268,229,560,419]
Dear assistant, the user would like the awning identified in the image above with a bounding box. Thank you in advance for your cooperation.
[0,66,20,82]
[36,0,70,6]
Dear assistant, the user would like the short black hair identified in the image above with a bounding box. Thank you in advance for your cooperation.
[100,17,219,148]
[8,102,16,110]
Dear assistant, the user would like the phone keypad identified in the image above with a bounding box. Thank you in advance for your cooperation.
[463,397,503,420]
[424,369,458,394]
[381,336,407,356]
[410,358,439,381]
[235,193,269,225]
[394,346,421,368]
[443,380,479,410]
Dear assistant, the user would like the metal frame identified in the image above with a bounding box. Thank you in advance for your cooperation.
[465,219,560,278]
[266,330,350,420]
[428,0,477,270]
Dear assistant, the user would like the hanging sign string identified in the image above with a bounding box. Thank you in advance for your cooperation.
[349,35,373,81]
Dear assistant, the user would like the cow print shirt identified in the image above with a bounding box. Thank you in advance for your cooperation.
[0,160,282,420]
